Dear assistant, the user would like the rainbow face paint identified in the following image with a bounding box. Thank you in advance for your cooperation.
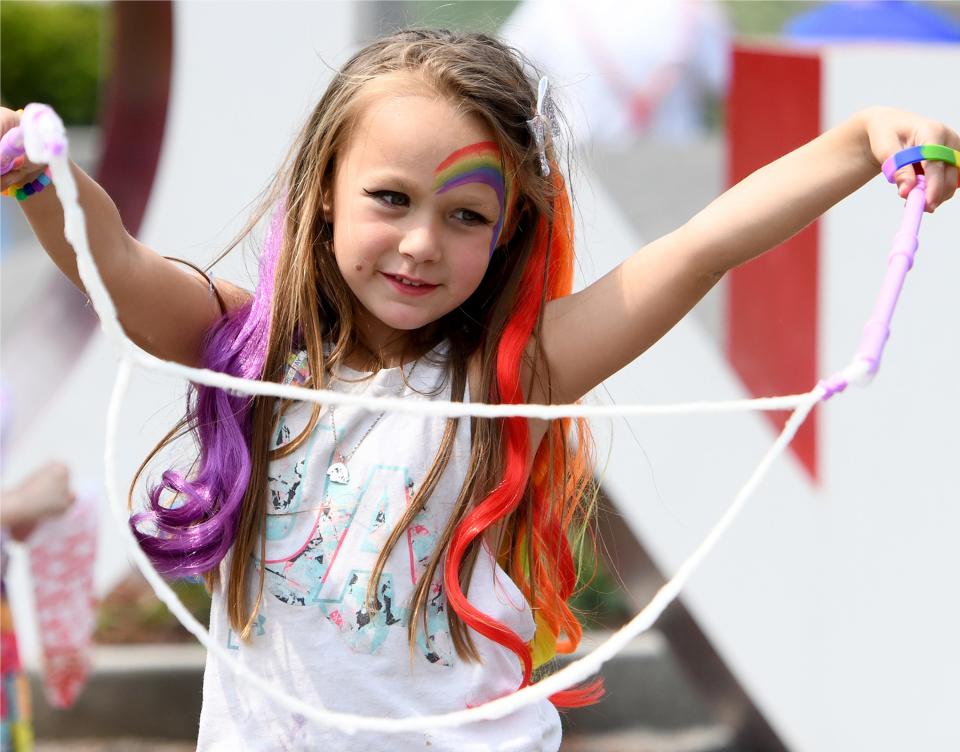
[433,141,512,255]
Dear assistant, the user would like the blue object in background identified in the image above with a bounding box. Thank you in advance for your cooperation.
[785,0,960,44]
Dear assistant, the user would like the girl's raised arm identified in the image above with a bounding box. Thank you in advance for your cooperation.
[538,107,959,405]
[1,108,250,366]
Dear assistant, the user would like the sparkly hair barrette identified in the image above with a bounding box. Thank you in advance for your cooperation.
[526,77,559,177]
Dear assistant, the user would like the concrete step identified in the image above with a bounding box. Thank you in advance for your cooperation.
[34,727,736,752]
[36,742,194,752]
[32,645,205,741]
[554,630,719,735]
[562,727,736,752]
[32,631,727,743]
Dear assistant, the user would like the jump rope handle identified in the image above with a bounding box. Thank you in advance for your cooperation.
[820,145,956,400]
[0,103,66,175]
[0,126,25,175]
[853,172,926,375]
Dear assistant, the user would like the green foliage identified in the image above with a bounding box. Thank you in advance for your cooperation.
[722,1,818,37]
[96,576,211,644]
[570,534,630,630]
[0,1,110,125]
[391,1,519,34]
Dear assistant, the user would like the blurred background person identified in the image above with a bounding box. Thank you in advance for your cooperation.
[2,459,76,752]
[501,0,731,146]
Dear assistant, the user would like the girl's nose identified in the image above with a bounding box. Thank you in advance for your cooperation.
[398,218,441,263]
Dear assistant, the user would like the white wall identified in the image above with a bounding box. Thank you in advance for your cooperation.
[590,44,960,752]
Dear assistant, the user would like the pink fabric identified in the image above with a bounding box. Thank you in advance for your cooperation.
[27,493,98,709]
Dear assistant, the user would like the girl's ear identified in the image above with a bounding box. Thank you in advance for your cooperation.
[322,191,334,221]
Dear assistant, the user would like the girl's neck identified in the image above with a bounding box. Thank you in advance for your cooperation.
[346,313,419,370]
[342,329,440,372]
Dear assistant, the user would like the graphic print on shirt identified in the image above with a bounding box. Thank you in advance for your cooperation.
[317,569,403,654]
[419,578,454,665]
[226,613,266,650]
[259,416,453,666]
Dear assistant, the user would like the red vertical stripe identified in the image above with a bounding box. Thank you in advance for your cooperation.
[726,46,821,482]
[96,1,173,236]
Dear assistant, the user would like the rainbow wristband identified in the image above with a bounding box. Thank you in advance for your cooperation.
[881,144,960,186]
[2,167,52,201]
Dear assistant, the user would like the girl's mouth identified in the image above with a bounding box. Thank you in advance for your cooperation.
[382,273,438,296]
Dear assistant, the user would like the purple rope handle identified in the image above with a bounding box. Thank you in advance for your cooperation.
[0,104,66,175]
[0,126,25,174]
[818,174,928,400]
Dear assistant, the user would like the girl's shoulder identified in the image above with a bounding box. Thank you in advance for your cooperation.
[163,257,251,317]
[216,280,253,314]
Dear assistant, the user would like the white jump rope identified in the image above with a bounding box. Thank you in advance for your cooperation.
[10,102,944,735]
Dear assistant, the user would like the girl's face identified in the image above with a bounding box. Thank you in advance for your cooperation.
[328,79,508,352]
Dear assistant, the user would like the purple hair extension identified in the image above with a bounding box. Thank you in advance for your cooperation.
[131,201,285,577]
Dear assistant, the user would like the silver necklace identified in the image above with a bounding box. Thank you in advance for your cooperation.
[325,358,419,485]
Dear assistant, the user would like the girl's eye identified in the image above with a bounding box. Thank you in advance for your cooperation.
[363,189,409,208]
[452,208,491,226]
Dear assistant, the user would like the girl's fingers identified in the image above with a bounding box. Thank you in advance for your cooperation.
[894,158,956,213]
[0,161,44,191]
[923,159,944,212]
[882,116,960,212]
[894,162,930,199]
[0,168,27,191]
[894,163,919,200]
[924,125,960,211]
[944,164,959,205]
[1,163,25,187]
[0,171,21,191]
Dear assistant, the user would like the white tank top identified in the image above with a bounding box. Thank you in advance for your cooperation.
[197,346,561,751]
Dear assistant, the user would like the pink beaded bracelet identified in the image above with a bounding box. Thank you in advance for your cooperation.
[3,167,52,201]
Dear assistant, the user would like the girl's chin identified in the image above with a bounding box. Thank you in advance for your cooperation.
[360,306,445,337]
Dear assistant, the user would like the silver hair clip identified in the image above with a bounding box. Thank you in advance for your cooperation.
[526,77,559,177]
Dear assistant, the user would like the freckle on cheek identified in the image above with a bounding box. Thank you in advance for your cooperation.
[355,264,363,272]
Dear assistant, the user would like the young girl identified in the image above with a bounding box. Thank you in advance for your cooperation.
[2,28,958,752]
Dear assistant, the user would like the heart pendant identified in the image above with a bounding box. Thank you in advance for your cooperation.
[326,462,350,485]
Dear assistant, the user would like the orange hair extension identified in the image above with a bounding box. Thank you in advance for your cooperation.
[444,170,604,708]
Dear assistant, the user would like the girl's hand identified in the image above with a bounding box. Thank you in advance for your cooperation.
[0,106,45,192]
[862,106,960,213]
